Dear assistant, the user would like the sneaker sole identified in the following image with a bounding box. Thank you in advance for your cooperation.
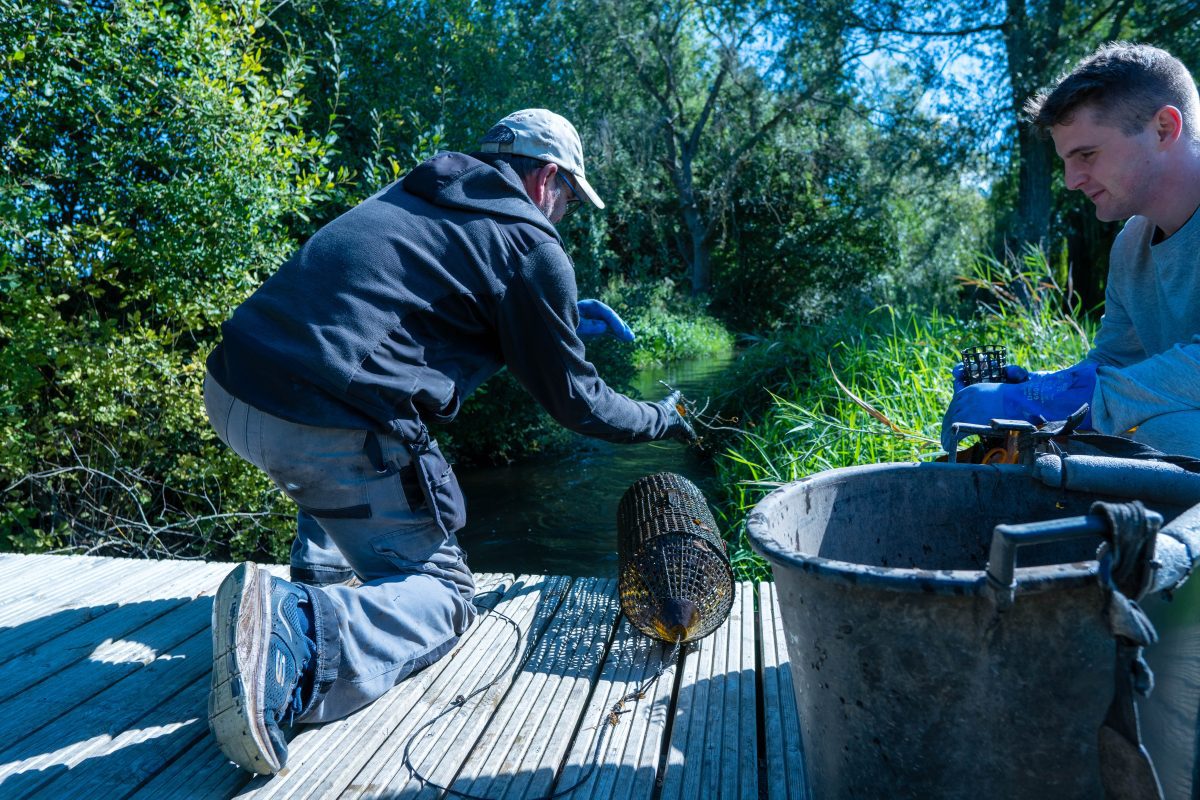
[208,562,281,774]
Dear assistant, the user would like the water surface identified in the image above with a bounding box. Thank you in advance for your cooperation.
[455,356,731,577]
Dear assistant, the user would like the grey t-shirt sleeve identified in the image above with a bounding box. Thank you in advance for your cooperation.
[1088,217,1152,369]
[1091,340,1200,437]
[1087,288,1145,369]
[494,242,671,442]
[1087,214,1200,444]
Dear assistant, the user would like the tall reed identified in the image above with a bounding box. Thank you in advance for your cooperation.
[714,249,1098,580]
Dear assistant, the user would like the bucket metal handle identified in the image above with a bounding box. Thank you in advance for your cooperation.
[985,514,1136,610]
[986,508,1168,799]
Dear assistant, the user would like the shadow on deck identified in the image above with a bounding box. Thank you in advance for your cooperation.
[0,554,805,799]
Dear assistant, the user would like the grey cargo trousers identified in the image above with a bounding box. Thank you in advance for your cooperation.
[204,374,477,722]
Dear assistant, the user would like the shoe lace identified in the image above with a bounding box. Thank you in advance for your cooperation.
[272,584,317,727]
[285,682,304,726]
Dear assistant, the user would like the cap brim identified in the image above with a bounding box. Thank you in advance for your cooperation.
[570,172,605,210]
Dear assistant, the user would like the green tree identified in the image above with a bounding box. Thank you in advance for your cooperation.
[846,0,1200,266]
[590,0,854,295]
[0,0,343,558]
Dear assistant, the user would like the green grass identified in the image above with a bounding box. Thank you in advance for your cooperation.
[711,249,1098,580]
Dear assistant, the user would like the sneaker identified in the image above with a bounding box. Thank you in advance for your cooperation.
[209,562,316,774]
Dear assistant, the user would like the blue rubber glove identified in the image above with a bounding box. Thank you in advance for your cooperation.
[951,363,1031,394]
[940,361,1098,453]
[576,299,635,342]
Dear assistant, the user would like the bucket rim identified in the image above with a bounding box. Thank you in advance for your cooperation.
[745,462,1099,596]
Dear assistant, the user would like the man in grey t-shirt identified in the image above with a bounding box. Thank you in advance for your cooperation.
[942,43,1200,458]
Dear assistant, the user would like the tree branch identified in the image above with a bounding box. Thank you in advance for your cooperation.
[687,48,734,157]
[613,28,673,117]
[687,6,776,158]
[852,21,1004,37]
[1136,1,1200,42]
[1074,0,1128,37]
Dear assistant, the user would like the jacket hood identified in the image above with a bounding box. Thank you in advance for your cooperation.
[402,151,562,242]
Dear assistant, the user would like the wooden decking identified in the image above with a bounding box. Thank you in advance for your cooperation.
[0,554,806,799]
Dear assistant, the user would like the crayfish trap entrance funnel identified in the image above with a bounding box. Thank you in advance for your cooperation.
[616,473,734,643]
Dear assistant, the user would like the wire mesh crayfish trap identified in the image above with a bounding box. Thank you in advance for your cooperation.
[616,473,735,644]
[959,344,1008,386]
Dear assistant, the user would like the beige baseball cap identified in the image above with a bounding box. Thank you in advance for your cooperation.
[479,108,604,210]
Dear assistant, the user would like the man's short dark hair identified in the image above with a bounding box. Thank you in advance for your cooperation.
[1024,42,1199,139]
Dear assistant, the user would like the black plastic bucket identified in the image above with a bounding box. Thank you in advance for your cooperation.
[746,461,1200,799]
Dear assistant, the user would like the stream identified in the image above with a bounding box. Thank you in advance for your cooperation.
[454,355,733,578]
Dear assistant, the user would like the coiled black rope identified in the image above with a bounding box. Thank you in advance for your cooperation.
[401,587,683,800]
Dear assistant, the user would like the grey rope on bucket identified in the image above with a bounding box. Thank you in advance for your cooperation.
[1091,500,1166,800]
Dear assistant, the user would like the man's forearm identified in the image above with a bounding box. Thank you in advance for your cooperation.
[1091,343,1200,435]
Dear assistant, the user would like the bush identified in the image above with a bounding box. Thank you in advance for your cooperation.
[0,1,340,561]
[601,279,735,368]
[442,335,638,467]
[0,3,738,554]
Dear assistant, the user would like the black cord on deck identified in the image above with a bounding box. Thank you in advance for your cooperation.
[401,591,682,800]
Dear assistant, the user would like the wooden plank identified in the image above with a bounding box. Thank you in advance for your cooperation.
[0,558,199,661]
[0,554,107,601]
[555,616,680,800]
[0,554,66,584]
[658,597,714,800]
[0,556,126,638]
[0,555,127,615]
[342,575,572,800]
[0,583,212,745]
[0,561,257,800]
[0,553,32,573]
[0,625,213,798]
[28,569,517,800]
[660,580,756,800]
[0,561,226,700]
[446,577,620,800]
[126,718,251,800]
[701,583,734,800]
[240,571,525,800]
[0,562,282,800]
[0,558,793,800]
[733,581,757,800]
[126,571,520,800]
[21,673,211,800]
[0,561,220,671]
[759,581,809,800]
[0,555,153,609]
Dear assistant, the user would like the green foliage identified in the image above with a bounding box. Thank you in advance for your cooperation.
[442,335,637,468]
[601,280,734,368]
[713,249,1097,579]
[260,0,990,330]
[709,148,890,330]
[439,372,568,468]
[3,0,1146,568]
[0,0,340,561]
